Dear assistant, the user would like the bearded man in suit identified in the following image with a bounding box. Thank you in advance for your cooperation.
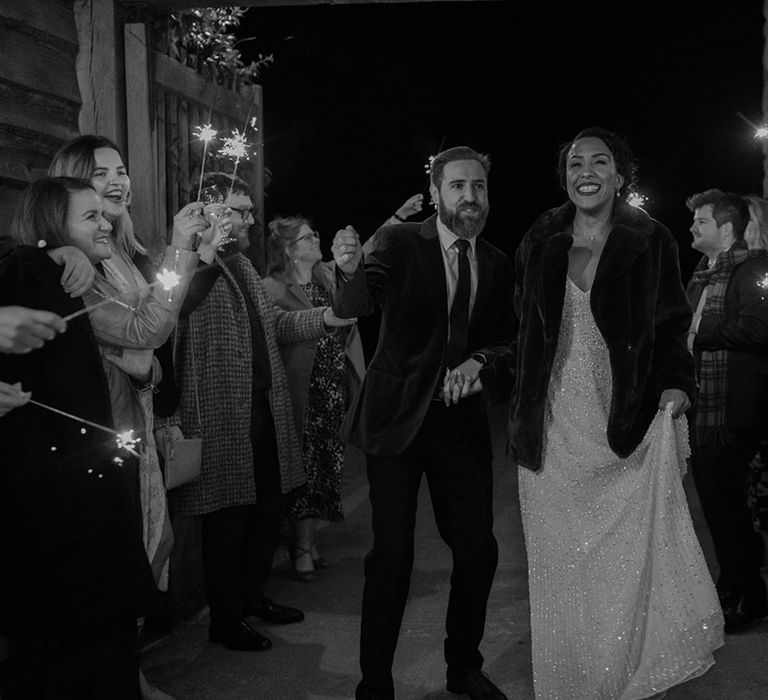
[332,146,514,700]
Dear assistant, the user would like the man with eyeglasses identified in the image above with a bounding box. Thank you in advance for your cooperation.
[154,172,354,652]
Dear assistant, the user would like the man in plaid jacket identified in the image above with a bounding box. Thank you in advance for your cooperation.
[685,188,768,633]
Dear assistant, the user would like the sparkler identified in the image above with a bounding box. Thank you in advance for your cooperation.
[737,111,768,140]
[62,269,182,324]
[61,289,137,322]
[627,191,647,208]
[219,128,251,201]
[756,272,768,298]
[193,123,218,202]
[156,267,182,302]
[25,397,140,456]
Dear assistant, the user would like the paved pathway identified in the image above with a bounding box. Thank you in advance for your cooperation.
[142,405,768,699]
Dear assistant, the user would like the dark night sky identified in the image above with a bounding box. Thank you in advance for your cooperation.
[239,1,765,281]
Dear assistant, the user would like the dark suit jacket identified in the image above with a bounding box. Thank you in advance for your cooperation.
[687,251,768,436]
[332,214,515,459]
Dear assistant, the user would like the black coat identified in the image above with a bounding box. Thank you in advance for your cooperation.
[508,200,696,471]
[332,214,516,459]
[0,246,157,637]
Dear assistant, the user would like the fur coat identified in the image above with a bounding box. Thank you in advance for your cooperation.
[508,200,696,471]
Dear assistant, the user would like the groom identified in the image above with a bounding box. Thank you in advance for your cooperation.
[332,146,514,700]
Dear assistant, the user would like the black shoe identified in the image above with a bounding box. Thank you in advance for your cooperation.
[446,668,507,699]
[209,619,272,651]
[246,597,305,624]
[723,596,768,633]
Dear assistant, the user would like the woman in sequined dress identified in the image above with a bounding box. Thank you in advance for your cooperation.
[263,216,365,581]
[508,127,723,699]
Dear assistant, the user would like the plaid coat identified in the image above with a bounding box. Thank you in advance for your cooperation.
[164,253,327,515]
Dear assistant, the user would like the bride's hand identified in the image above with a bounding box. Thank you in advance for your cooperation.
[659,388,690,418]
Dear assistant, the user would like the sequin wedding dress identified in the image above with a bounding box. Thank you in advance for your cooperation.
[518,278,723,700]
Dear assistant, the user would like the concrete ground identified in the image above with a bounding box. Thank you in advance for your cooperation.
[141,405,768,699]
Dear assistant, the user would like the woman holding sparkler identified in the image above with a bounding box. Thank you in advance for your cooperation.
[48,135,225,699]
[510,127,723,699]
[47,135,222,595]
[0,177,159,699]
[263,215,365,581]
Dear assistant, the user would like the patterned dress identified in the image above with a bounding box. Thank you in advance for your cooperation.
[518,278,723,699]
[289,279,347,522]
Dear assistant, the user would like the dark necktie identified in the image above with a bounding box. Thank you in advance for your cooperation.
[446,238,470,369]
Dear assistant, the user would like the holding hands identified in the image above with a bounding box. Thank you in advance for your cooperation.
[322,307,357,328]
[332,225,363,275]
[0,306,66,353]
[441,356,484,405]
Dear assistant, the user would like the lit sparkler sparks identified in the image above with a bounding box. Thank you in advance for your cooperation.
[218,129,250,161]
[737,111,768,140]
[156,268,181,291]
[116,429,141,455]
[156,267,182,301]
[219,128,251,202]
[627,192,647,208]
[23,396,140,457]
[756,272,768,294]
[194,123,219,201]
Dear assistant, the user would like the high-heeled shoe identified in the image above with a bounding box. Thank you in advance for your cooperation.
[292,546,316,582]
[309,543,329,569]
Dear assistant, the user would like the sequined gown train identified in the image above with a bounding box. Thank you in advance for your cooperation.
[518,278,723,700]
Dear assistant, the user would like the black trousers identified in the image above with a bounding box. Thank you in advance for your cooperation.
[201,394,287,626]
[357,402,498,699]
[691,430,767,606]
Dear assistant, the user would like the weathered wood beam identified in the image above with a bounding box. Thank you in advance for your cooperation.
[119,0,491,9]
[74,0,127,149]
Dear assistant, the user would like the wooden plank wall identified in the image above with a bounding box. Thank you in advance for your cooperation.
[150,52,263,257]
[0,0,80,226]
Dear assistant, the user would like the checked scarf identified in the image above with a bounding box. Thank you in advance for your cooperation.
[691,242,767,445]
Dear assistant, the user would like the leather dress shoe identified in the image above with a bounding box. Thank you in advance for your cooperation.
[246,597,305,624]
[723,596,768,633]
[209,619,272,651]
[446,667,507,699]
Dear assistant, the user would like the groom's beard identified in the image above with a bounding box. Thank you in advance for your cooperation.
[438,197,488,239]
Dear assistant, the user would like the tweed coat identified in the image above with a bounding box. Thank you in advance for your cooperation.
[161,253,327,515]
[262,260,365,436]
[332,214,516,459]
[508,200,696,472]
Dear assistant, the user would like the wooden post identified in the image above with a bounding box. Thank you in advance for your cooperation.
[124,22,162,256]
[764,0,768,196]
[73,0,126,149]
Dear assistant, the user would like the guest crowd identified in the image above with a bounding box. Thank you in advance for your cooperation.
[0,127,767,700]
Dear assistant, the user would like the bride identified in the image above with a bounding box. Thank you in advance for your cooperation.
[508,127,723,699]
